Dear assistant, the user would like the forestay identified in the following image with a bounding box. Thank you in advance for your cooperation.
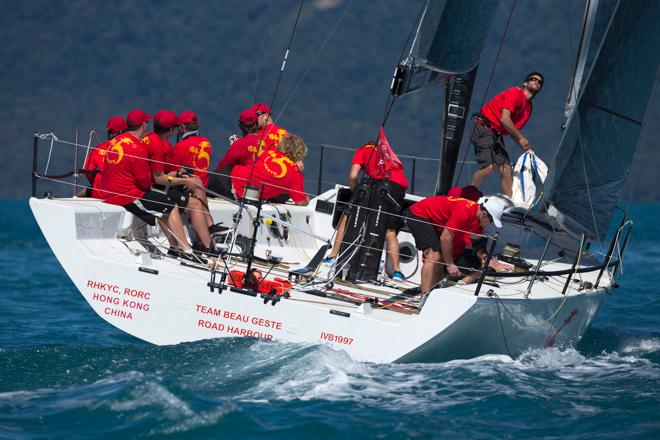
[543,0,660,241]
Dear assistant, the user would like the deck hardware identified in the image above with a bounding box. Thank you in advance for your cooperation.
[138,267,158,275]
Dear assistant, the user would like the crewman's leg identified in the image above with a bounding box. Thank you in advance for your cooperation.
[499,163,513,198]
[420,248,443,293]
[329,213,348,259]
[160,209,192,252]
[471,163,495,187]
[385,228,401,273]
[187,197,211,248]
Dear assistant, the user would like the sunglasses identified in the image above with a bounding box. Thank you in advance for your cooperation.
[528,77,543,85]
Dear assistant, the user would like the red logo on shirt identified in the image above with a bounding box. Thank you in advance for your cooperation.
[263,151,293,178]
[106,137,133,165]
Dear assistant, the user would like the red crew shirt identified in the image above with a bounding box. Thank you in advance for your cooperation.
[141,131,171,174]
[409,196,483,259]
[167,132,212,187]
[98,133,152,206]
[480,87,532,135]
[231,149,307,203]
[214,133,261,171]
[352,144,409,190]
[84,140,109,198]
[257,123,288,151]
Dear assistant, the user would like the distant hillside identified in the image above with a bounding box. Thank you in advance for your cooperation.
[2,0,658,200]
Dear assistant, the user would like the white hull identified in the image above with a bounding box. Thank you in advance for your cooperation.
[30,195,612,363]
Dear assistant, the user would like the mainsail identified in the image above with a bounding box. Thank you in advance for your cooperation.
[544,0,660,241]
[391,0,499,96]
[389,0,499,196]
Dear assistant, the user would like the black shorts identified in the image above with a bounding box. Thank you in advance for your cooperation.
[207,166,235,199]
[471,123,510,166]
[405,211,441,252]
[381,181,406,230]
[123,190,177,226]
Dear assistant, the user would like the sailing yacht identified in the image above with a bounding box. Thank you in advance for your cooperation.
[29,0,658,363]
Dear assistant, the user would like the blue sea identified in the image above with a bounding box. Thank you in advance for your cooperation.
[1,199,659,439]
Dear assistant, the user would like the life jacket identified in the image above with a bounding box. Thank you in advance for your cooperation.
[228,270,292,295]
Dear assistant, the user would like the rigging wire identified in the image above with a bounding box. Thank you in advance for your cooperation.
[453,0,518,187]
[276,0,353,121]
[380,0,427,128]
[251,0,275,103]
[268,0,305,114]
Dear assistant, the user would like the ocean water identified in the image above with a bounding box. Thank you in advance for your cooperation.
[1,199,659,439]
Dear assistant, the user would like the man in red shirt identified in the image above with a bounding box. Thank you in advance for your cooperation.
[471,71,543,197]
[82,116,127,198]
[209,108,261,199]
[405,195,505,293]
[252,103,288,151]
[167,110,215,243]
[98,109,201,262]
[142,110,212,252]
[324,140,409,280]
[231,133,309,205]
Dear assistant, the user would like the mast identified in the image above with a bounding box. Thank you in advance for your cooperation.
[434,68,478,195]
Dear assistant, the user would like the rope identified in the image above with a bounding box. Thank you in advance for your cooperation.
[493,290,569,328]
[42,133,59,174]
[494,295,512,356]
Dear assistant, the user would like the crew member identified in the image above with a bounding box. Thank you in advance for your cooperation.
[405,195,505,293]
[208,108,261,199]
[231,133,309,206]
[252,103,288,151]
[471,71,543,197]
[82,116,127,198]
[167,110,215,241]
[98,109,200,262]
[323,140,408,281]
[143,110,212,253]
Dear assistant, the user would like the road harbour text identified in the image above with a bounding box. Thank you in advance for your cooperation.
[87,279,151,321]
[196,304,283,340]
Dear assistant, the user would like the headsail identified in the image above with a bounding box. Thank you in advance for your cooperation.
[544,0,660,241]
[390,0,499,96]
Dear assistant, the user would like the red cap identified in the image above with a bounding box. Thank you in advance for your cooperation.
[126,109,152,128]
[239,108,258,125]
[460,185,483,202]
[251,103,272,115]
[179,110,199,125]
[106,116,127,134]
[154,110,179,129]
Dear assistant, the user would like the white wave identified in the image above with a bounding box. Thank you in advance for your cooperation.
[0,371,144,406]
[620,337,660,354]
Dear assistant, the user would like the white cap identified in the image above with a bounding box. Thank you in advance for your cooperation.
[482,197,506,228]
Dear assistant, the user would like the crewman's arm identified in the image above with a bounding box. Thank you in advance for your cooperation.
[500,109,531,151]
[440,228,461,277]
[347,164,362,190]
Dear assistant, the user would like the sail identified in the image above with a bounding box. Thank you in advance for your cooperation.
[564,0,619,124]
[544,0,660,241]
[391,0,499,96]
